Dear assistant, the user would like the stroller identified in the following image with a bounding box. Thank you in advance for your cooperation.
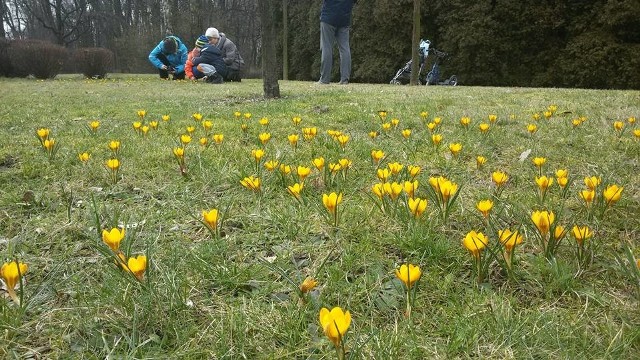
[389,39,457,86]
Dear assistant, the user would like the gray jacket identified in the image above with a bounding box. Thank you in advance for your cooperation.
[217,34,245,71]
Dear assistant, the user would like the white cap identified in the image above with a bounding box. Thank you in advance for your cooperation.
[205,27,219,39]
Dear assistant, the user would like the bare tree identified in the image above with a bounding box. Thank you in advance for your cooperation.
[20,0,92,45]
[259,0,280,98]
[0,1,7,37]
[3,0,27,38]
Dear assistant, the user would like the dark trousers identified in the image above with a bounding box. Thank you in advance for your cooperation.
[224,69,242,82]
[157,54,185,80]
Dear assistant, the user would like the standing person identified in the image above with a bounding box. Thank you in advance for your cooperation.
[185,35,209,80]
[148,35,188,80]
[205,27,245,82]
[319,0,356,85]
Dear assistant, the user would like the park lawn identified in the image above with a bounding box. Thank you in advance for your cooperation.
[0,75,639,359]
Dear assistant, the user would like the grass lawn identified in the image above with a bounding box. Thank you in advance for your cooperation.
[0,75,639,359]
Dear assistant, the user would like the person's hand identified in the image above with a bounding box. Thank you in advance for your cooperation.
[161,65,169,70]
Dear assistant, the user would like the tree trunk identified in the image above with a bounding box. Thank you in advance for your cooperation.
[260,0,280,99]
[409,0,421,85]
[282,0,288,80]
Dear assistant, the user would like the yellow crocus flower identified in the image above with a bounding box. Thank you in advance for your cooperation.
[372,183,384,200]
[252,149,265,162]
[288,134,299,148]
[300,277,317,293]
[403,180,418,198]
[571,225,593,246]
[78,152,91,162]
[322,192,343,215]
[407,197,427,218]
[127,255,147,281]
[476,199,493,218]
[106,158,120,171]
[603,184,623,206]
[213,134,224,144]
[449,143,462,156]
[395,264,422,289]
[287,183,304,200]
[1,261,28,290]
[371,150,385,164]
[297,166,311,182]
[319,307,351,347]
[535,176,553,191]
[499,229,523,253]
[240,176,261,191]
[383,182,403,200]
[264,160,279,171]
[202,209,219,229]
[462,231,488,259]
[312,157,325,171]
[584,176,601,190]
[492,171,509,187]
[387,162,403,175]
[531,210,554,235]
[102,227,125,251]
[532,157,546,168]
[258,132,271,145]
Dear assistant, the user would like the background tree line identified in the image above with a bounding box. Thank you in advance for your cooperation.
[2,0,639,88]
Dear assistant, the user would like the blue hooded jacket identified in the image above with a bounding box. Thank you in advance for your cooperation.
[148,36,188,74]
[320,0,355,28]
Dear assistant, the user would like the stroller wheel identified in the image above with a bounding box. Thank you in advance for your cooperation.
[448,75,458,86]
[390,79,401,85]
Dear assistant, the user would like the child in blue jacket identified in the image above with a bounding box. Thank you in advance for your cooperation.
[148,36,188,80]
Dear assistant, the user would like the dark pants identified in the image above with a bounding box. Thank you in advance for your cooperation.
[224,69,242,82]
[157,54,185,80]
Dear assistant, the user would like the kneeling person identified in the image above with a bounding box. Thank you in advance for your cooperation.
[192,44,228,84]
[205,27,245,82]
[148,36,188,80]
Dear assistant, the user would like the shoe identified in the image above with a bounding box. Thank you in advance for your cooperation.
[316,80,330,85]
[339,80,349,85]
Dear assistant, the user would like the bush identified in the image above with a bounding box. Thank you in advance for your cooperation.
[0,38,13,77]
[8,40,68,79]
[0,39,29,78]
[73,47,114,78]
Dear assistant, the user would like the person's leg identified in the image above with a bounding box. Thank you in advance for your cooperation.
[173,72,185,80]
[197,64,217,76]
[225,69,241,82]
[196,64,224,84]
[336,26,351,84]
[319,22,336,84]
[156,54,171,79]
[159,68,169,79]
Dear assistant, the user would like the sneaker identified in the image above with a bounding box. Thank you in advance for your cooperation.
[316,80,330,85]
[339,80,349,85]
